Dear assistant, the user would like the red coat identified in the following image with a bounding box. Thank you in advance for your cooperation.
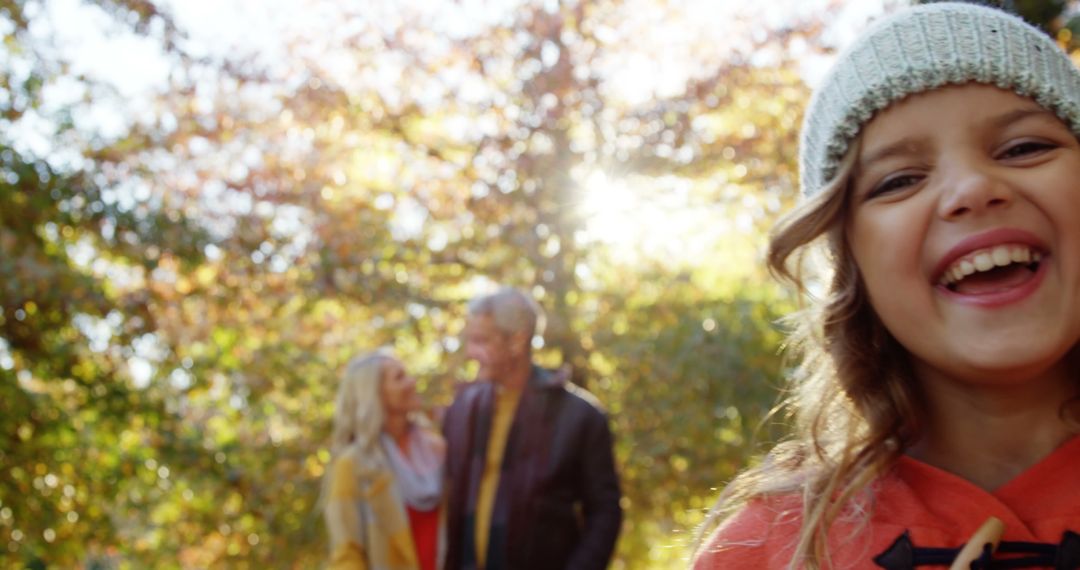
[694,435,1080,569]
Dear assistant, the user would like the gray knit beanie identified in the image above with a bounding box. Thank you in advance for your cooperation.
[800,2,1080,198]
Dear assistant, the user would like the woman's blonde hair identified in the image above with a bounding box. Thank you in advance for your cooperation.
[698,141,924,569]
[318,350,395,556]
[326,349,396,482]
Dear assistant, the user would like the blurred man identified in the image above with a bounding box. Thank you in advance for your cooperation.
[442,287,622,570]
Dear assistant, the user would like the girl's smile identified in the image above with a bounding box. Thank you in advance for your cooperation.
[848,84,1080,384]
[933,228,1048,307]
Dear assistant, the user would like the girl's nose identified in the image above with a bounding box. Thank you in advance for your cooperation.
[937,161,1013,220]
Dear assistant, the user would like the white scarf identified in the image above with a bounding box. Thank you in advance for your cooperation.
[380,427,443,511]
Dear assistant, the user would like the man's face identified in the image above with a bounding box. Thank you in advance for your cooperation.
[464,314,522,382]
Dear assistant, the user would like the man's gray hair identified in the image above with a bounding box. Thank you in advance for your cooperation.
[468,286,545,342]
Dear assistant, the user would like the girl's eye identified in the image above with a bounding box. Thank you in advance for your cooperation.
[998,140,1056,160]
[868,173,923,199]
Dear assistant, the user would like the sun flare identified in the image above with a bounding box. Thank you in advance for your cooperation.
[577,169,753,267]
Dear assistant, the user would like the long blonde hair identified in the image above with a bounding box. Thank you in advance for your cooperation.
[327,349,395,479]
[318,349,395,557]
[698,141,924,569]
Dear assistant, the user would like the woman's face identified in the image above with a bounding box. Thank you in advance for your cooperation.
[847,84,1080,386]
[379,358,421,416]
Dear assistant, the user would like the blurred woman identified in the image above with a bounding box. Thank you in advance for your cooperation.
[323,349,445,570]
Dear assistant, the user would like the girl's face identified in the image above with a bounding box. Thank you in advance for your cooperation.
[379,358,421,415]
[847,84,1080,386]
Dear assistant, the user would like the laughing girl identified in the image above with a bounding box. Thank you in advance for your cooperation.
[693,3,1080,569]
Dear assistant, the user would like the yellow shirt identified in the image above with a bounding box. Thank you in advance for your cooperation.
[474,387,522,568]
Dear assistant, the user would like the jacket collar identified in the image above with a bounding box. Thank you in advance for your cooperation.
[527,364,569,391]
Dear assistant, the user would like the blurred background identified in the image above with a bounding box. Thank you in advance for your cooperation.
[3,0,1080,567]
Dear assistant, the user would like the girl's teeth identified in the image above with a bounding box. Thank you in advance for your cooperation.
[991,246,1011,266]
[942,244,1041,286]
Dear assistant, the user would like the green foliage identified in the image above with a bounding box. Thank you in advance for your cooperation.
[584,270,791,566]
[1014,0,1068,31]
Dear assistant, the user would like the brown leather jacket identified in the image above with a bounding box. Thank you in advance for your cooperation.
[442,366,622,570]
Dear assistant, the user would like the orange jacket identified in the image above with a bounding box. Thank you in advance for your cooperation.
[693,436,1080,569]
